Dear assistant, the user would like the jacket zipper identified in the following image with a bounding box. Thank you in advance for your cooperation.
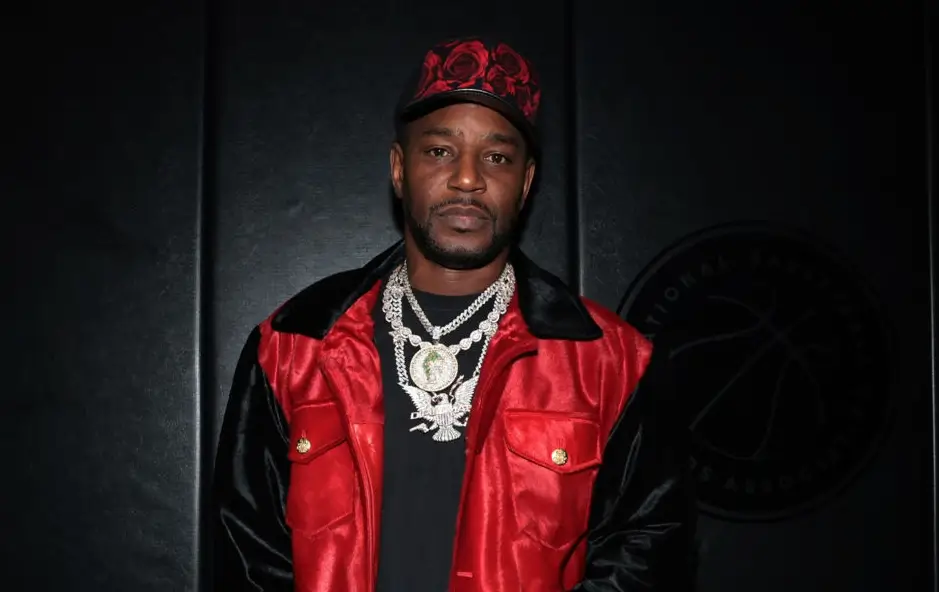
[320,362,376,592]
[449,342,535,588]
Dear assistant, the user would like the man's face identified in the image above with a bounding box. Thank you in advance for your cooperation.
[390,103,537,270]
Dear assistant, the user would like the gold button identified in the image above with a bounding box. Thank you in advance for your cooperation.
[551,448,568,466]
[296,437,311,454]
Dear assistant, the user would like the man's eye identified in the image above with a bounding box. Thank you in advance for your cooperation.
[427,147,449,158]
[489,154,510,165]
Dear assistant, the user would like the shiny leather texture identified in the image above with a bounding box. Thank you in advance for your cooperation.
[213,242,697,591]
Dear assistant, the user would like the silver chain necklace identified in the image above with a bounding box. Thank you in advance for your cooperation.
[381,262,515,442]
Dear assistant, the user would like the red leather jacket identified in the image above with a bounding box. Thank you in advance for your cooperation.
[213,243,696,591]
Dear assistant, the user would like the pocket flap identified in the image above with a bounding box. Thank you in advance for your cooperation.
[287,401,348,464]
[503,410,602,474]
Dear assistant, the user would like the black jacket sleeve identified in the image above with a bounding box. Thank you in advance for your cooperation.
[569,337,698,591]
[212,326,294,591]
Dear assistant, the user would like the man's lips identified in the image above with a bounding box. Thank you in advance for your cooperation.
[436,205,490,219]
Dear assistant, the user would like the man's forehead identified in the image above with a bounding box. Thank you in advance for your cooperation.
[418,126,521,147]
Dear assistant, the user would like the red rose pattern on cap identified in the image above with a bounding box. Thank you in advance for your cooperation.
[412,40,541,122]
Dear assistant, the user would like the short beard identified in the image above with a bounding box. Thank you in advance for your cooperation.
[402,190,522,271]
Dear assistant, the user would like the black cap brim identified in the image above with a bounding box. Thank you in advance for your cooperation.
[396,88,540,161]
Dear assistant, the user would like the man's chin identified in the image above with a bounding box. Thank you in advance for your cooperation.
[421,244,499,271]
[405,217,515,271]
[430,232,491,253]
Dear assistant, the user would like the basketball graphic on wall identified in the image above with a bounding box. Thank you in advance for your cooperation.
[618,221,893,521]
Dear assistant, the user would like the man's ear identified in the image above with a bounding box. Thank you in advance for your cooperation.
[520,157,537,206]
[390,141,405,199]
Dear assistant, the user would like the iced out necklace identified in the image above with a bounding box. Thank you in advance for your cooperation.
[381,263,515,441]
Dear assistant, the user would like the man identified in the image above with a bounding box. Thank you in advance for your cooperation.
[213,36,696,591]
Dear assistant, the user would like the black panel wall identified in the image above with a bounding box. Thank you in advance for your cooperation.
[574,2,932,591]
[15,1,934,590]
[10,3,206,590]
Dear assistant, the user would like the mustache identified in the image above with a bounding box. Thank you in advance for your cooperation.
[429,197,496,220]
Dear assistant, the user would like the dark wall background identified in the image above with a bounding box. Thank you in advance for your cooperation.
[12,1,934,590]
[9,4,205,591]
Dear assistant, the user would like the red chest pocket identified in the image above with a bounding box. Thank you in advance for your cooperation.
[286,401,356,536]
[503,410,603,550]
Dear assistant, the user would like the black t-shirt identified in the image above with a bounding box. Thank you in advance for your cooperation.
[373,285,491,592]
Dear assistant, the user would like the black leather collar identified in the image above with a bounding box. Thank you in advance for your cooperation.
[271,241,603,341]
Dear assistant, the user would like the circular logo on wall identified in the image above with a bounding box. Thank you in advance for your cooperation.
[618,222,892,522]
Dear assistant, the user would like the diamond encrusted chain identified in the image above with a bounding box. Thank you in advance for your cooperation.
[401,261,508,342]
[381,263,515,442]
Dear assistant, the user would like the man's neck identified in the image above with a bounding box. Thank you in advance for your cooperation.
[403,242,509,296]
